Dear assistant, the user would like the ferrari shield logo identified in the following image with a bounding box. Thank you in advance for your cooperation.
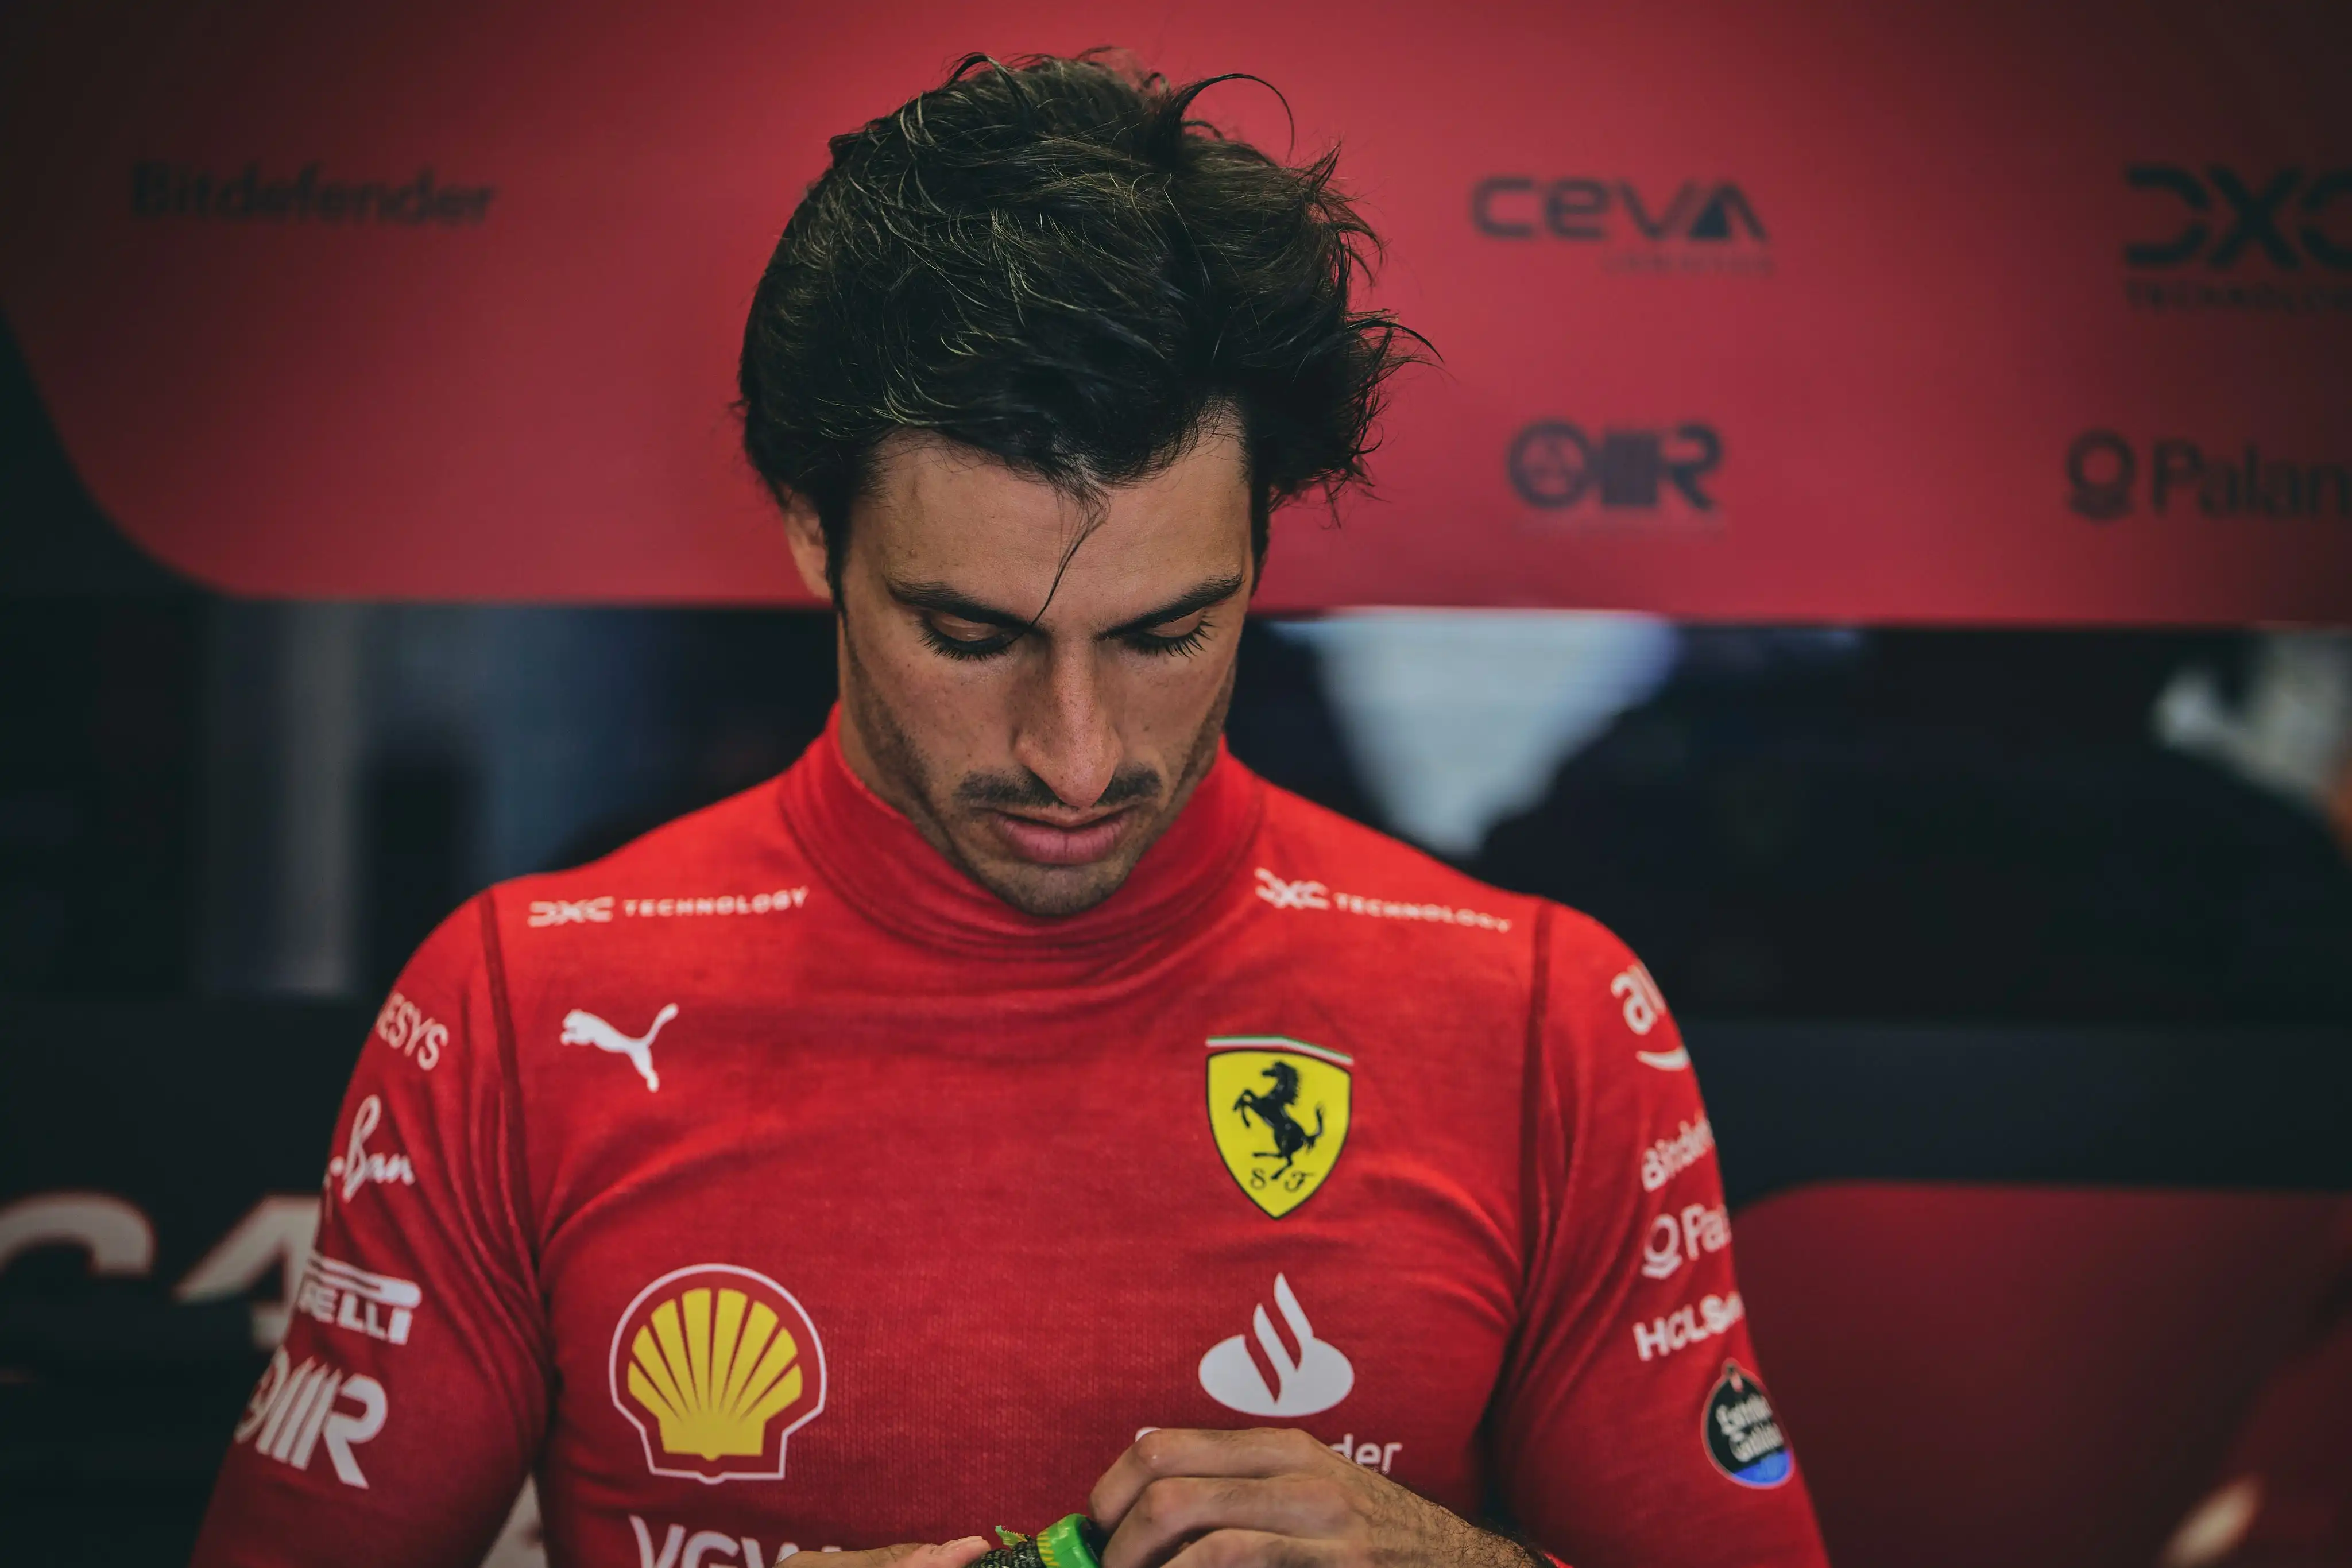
[1205,1036,1353,1219]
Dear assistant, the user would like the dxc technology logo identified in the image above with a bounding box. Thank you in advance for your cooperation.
[1473,177,1769,276]
[1510,422,1723,520]
[2123,165,2352,313]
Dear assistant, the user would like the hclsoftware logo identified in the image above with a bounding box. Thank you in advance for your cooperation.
[1473,177,1770,276]
[2067,430,2350,521]
[2122,165,2352,313]
[1510,421,1723,517]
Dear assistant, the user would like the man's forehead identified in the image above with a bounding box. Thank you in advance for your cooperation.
[861,428,1251,621]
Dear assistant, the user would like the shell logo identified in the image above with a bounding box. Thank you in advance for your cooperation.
[608,1264,827,1484]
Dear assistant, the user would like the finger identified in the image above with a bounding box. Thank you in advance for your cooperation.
[1092,1428,1335,1524]
[1099,1475,1353,1568]
[855,1539,995,1568]
[1166,1530,1337,1568]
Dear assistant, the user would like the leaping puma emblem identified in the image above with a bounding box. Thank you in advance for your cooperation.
[560,1004,678,1092]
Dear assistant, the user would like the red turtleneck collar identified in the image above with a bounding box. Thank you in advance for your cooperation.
[775,708,1264,955]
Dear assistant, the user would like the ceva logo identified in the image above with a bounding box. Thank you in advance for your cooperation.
[1474,177,1770,276]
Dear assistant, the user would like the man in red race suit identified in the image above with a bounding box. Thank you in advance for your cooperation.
[195,53,1828,1568]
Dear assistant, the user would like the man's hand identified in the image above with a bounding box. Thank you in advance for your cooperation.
[1089,1428,1537,1568]
[832,1539,995,1568]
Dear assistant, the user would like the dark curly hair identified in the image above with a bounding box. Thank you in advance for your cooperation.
[738,51,1421,595]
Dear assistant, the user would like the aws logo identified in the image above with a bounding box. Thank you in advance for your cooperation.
[610,1264,827,1484]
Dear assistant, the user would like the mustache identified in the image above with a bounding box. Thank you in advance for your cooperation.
[954,765,1165,813]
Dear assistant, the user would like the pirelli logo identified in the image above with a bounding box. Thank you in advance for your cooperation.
[295,1252,423,1346]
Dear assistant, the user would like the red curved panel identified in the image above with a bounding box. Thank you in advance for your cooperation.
[1735,1184,2352,1568]
[2,1,2346,616]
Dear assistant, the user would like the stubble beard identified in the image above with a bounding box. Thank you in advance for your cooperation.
[841,632,1236,918]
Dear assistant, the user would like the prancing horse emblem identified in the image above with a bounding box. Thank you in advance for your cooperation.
[1232,1061,1325,1175]
[1205,1037,1354,1219]
[562,1004,678,1092]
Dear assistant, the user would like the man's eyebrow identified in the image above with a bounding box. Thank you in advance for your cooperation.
[886,572,1248,638]
[1103,573,1247,639]
[883,580,1032,630]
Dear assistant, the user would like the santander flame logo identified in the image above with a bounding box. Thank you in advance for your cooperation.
[1198,1273,1354,1418]
[609,1264,826,1484]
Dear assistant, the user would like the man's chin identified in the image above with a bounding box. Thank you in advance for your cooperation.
[956,847,1143,919]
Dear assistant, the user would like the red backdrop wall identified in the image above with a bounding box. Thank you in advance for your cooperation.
[2,0,2346,619]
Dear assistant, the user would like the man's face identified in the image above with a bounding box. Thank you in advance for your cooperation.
[784,421,1254,917]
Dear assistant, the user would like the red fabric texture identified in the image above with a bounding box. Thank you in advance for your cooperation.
[192,717,1826,1567]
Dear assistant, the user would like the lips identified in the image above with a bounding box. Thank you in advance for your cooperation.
[984,806,1136,866]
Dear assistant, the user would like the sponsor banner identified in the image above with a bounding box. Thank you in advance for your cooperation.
[295,1250,423,1346]
[1198,1273,1355,1418]
[323,1095,416,1213]
[1633,1290,1747,1364]
[1641,1116,1717,1194]
[233,1346,389,1487]
[1703,1361,1794,1488]
[1640,1201,1732,1281]
[1205,1037,1355,1218]
[2,2,2343,622]
[609,1264,827,1484]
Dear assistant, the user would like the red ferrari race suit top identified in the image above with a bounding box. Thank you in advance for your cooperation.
[194,715,1829,1568]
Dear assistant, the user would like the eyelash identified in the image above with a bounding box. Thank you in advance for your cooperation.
[917,620,1214,662]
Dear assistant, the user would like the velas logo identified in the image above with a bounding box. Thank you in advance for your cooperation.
[2066,431,2350,522]
[1703,1361,1793,1488]
[1473,176,1771,276]
[610,1264,826,1484]
[1206,1037,1353,1219]
[2122,165,2352,314]
[130,162,494,226]
[1509,422,1723,519]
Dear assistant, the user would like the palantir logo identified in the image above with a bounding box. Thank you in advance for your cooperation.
[2067,429,2350,521]
[1510,422,1722,517]
[2122,165,2352,313]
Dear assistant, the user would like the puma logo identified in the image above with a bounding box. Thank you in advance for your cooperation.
[560,1004,678,1092]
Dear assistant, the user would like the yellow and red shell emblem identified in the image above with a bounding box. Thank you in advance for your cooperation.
[608,1263,826,1482]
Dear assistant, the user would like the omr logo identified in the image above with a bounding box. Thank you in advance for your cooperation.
[2125,167,2352,271]
[609,1264,826,1484]
[1510,421,1723,514]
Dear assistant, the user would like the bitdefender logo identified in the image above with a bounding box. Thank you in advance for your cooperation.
[1510,421,1723,522]
[2066,430,2350,521]
[131,161,494,226]
[1473,176,1770,276]
[2122,165,2352,314]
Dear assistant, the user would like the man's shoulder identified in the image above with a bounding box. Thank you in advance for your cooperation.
[484,773,817,944]
[1245,777,1642,974]
[1246,778,1544,942]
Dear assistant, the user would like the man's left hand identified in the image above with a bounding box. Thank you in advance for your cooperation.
[1089,1428,1535,1568]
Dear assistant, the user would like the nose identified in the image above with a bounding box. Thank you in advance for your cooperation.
[1011,640,1123,809]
